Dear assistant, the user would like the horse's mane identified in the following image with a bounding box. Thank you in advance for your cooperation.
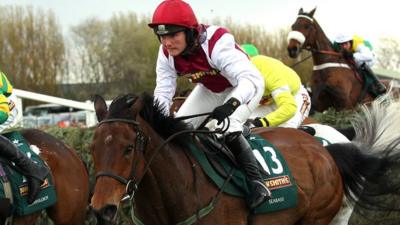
[108,92,193,146]
[298,10,333,50]
[108,93,138,119]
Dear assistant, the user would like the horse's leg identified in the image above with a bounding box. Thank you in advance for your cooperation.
[311,83,325,112]
[330,197,353,225]
[301,164,343,224]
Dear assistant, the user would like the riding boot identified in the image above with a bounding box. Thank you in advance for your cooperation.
[0,135,49,204]
[225,132,271,209]
[360,63,387,97]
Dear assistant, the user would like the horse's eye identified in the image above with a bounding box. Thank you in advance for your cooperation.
[124,145,134,155]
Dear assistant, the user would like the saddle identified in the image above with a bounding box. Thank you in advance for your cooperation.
[196,130,269,179]
[0,131,57,217]
[188,131,298,214]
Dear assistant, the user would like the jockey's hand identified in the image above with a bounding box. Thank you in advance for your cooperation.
[342,50,353,59]
[211,97,240,125]
[245,119,255,128]
[253,117,269,128]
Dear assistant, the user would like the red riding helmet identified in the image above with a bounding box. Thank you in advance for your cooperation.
[148,0,199,35]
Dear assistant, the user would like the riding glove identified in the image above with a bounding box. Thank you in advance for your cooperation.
[211,97,240,124]
[253,117,269,128]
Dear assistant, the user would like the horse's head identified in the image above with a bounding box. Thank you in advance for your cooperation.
[90,94,146,224]
[287,8,317,58]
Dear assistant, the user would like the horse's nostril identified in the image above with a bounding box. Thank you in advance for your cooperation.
[288,48,299,58]
[92,204,118,225]
[101,204,118,222]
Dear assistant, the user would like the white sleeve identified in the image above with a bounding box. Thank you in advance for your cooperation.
[354,44,375,67]
[210,33,264,104]
[154,45,177,115]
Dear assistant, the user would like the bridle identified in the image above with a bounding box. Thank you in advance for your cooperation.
[93,114,234,224]
[290,14,341,57]
[93,113,224,200]
[289,13,352,72]
[95,118,147,199]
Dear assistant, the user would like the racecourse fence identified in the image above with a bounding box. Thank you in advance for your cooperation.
[14,89,98,128]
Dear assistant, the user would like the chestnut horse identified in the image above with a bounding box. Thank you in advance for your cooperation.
[1,129,89,225]
[287,8,389,112]
[90,93,400,225]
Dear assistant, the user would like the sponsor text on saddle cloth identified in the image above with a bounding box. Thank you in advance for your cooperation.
[189,133,298,214]
[0,131,56,216]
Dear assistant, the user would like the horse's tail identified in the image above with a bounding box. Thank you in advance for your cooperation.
[326,94,400,210]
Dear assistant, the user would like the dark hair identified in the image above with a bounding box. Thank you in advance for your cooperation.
[182,25,207,57]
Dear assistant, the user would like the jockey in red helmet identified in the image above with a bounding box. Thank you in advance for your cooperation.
[148,0,271,209]
[148,0,201,56]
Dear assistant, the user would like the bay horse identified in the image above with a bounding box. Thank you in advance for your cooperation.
[1,129,89,225]
[287,8,388,112]
[90,92,400,225]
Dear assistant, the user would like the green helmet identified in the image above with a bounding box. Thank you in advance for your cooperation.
[241,44,259,57]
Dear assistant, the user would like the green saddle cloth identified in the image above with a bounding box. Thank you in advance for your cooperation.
[188,134,298,214]
[0,131,57,216]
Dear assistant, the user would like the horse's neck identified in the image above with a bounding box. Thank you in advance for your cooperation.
[136,126,214,224]
[311,21,341,65]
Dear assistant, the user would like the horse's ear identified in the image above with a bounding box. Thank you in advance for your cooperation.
[94,95,108,122]
[309,7,317,17]
[129,96,144,116]
[299,8,304,14]
[126,95,137,106]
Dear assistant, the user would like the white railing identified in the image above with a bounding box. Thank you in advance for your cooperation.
[14,89,97,127]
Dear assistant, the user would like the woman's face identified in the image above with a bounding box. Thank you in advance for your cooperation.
[160,31,187,56]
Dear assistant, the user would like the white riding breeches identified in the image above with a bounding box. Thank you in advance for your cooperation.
[176,84,263,134]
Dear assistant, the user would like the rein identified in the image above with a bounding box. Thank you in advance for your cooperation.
[95,113,233,225]
[316,50,342,57]
[289,50,342,69]
[290,54,312,68]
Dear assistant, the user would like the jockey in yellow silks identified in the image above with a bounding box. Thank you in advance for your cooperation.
[0,71,14,123]
[333,33,386,97]
[241,44,311,128]
[0,70,50,204]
